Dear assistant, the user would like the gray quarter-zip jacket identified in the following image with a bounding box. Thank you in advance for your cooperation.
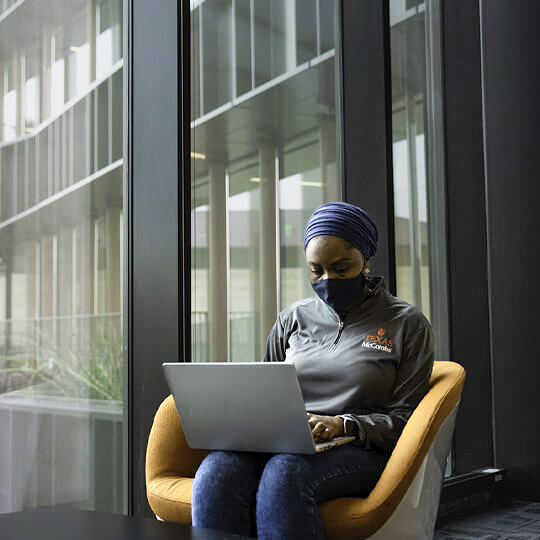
[263,276,434,456]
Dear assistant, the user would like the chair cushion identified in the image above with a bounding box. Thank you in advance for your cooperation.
[147,476,193,523]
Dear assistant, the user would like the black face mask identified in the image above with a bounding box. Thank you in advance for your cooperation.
[311,270,368,314]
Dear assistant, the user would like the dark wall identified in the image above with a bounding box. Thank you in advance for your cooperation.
[480,0,540,500]
[442,0,494,475]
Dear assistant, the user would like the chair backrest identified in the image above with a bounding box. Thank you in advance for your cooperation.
[320,361,466,536]
[373,361,465,501]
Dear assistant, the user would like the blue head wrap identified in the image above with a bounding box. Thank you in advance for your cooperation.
[303,202,378,258]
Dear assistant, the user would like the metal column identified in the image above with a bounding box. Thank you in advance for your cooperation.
[258,144,277,357]
[208,162,228,362]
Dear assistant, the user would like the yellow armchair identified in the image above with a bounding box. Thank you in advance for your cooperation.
[146,360,465,539]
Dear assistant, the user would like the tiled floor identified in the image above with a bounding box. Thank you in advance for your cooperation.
[434,500,540,539]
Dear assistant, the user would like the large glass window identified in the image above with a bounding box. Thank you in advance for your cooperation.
[390,1,431,318]
[390,0,448,325]
[390,0,450,473]
[0,0,125,513]
[191,0,340,363]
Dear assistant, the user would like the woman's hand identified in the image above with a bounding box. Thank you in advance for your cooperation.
[307,413,345,442]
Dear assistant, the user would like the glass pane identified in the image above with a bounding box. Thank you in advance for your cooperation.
[390,0,449,474]
[2,61,16,141]
[191,0,341,363]
[66,10,91,101]
[390,2,430,319]
[96,0,122,80]
[0,0,125,513]
[25,44,41,131]
[51,29,66,116]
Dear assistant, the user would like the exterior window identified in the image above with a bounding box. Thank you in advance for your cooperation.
[66,10,91,101]
[191,0,341,363]
[50,30,66,115]
[390,0,447,323]
[0,0,125,514]
[390,0,450,474]
[2,61,16,141]
[96,0,122,80]
[24,44,42,131]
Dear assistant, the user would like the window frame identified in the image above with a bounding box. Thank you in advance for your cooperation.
[126,0,189,516]
[337,0,396,292]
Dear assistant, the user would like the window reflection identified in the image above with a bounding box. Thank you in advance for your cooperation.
[3,61,16,140]
[390,2,431,319]
[191,0,340,363]
[0,0,124,514]
[25,45,41,131]
[51,29,66,115]
[66,11,90,101]
[96,0,122,80]
[390,0,450,476]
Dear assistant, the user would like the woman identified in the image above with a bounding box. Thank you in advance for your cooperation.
[192,201,434,539]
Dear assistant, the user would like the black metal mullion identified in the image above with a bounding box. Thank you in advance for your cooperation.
[337,0,395,292]
[128,0,181,516]
[180,0,191,366]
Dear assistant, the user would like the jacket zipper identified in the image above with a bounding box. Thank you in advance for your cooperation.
[332,319,345,347]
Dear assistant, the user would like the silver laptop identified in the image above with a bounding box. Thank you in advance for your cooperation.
[163,362,355,454]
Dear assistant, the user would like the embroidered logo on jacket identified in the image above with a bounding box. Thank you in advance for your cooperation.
[362,328,393,353]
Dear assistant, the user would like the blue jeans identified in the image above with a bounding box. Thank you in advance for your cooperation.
[191,445,389,539]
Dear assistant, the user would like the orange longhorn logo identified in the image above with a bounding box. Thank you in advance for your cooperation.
[377,328,385,337]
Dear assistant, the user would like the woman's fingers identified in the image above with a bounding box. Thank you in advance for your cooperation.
[312,420,334,441]
[307,413,341,441]
[308,415,322,433]
[319,426,333,440]
[312,421,325,436]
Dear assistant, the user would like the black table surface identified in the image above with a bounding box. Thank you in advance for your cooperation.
[0,509,255,540]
